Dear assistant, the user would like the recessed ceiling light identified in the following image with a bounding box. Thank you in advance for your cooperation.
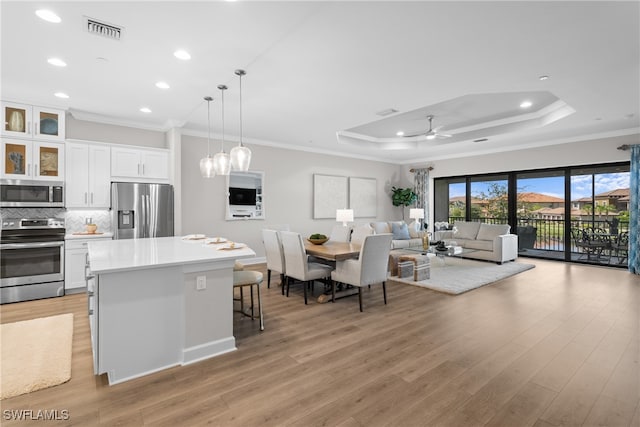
[47,58,67,67]
[54,92,69,99]
[155,81,170,89]
[520,100,533,109]
[174,50,191,60]
[539,75,549,81]
[140,107,152,113]
[35,9,61,23]
[396,131,404,136]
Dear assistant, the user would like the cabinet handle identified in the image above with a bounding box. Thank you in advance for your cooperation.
[91,193,94,204]
[27,164,31,176]
[35,122,38,135]
[142,163,145,175]
[27,121,31,134]
[85,192,88,203]
[34,164,38,176]
[138,164,140,175]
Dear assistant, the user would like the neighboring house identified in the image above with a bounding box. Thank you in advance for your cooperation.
[572,188,629,211]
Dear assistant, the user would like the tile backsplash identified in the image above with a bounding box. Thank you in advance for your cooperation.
[0,208,112,233]
[65,210,112,234]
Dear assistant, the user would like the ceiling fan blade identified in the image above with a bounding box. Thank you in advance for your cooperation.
[403,131,427,138]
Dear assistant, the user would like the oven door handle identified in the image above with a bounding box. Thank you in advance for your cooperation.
[0,242,64,249]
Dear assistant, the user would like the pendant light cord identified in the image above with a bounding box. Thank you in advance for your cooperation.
[239,73,243,146]
[205,96,213,156]
[221,89,225,150]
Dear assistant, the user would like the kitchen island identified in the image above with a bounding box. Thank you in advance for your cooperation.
[87,236,255,385]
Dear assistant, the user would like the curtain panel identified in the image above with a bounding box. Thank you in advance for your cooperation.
[413,168,430,228]
[629,145,639,274]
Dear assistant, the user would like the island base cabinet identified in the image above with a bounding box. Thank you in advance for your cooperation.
[94,262,236,385]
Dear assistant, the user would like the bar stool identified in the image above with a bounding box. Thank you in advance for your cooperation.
[233,270,264,331]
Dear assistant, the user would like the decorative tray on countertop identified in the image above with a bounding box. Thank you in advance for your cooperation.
[217,243,245,250]
[182,234,206,240]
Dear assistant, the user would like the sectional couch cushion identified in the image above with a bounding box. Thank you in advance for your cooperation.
[476,223,511,240]
[453,221,481,240]
[391,222,411,240]
[371,221,392,234]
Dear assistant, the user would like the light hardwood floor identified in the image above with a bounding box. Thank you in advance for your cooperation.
[1,259,638,426]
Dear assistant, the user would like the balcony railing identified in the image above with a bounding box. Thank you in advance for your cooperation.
[446,216,629,253]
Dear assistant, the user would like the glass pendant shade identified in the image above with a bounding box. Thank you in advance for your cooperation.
[213,151,231,175]
[201,95,215,178]
[231,69,251,172]
[230,145,251,171]
[213,84,231,176]
[200,155,215,178]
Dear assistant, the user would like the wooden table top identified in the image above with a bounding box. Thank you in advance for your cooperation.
[304,240,361,261]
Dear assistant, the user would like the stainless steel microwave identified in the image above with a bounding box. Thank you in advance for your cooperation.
[0,180,64,207]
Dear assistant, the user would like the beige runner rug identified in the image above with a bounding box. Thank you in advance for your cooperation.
[1,313,74,400]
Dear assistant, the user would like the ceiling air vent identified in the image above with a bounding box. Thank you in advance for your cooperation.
[85,17,123,40]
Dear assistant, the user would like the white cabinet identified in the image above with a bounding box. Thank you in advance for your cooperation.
[1,139,65,180]
[1,101,66,141]
[66,142,111,208]
[111,146,169,181]
[65,237,111,293]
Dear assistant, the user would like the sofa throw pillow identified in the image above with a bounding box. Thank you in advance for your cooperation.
[408,220,422,238]
[391,222,411,240]
[453,221,481,240]
[371,221,391,234]
[476,223,510,241]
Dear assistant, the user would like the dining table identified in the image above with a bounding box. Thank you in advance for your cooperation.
[303,240,361,303]
[303,240,361,261]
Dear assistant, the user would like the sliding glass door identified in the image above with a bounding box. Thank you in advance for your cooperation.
[516,171,565,259]
[433,162,630,268]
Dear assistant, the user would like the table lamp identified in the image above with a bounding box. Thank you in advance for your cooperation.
[336,209,354,227]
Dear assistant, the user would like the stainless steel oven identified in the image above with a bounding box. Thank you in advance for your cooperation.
[0,218,65,304]
[0,180,64,207]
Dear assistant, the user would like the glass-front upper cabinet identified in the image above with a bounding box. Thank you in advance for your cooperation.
[1,101,32,139]
[33,106,65,141]
[2,139,64,180]
[1,101,65,141]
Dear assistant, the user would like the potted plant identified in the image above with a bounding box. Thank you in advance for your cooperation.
[391,186,417,220]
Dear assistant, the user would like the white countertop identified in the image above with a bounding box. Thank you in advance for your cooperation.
[87,236,255,274]
[65,232,114,240]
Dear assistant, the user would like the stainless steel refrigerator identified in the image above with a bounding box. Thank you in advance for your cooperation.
[112,182,174,239]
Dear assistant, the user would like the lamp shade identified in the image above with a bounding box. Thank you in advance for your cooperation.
[336,209,354,226]
[409,208,425,220]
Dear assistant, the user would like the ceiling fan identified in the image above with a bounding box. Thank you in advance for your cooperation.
[406,115,452,140]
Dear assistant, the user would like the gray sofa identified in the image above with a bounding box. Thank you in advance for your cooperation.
[436,221,518,264]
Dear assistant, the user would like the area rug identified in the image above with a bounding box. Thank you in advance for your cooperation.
[0,313,74,400]
[390,257,535,295]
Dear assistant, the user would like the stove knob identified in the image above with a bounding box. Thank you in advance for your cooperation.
[2,222,7,226]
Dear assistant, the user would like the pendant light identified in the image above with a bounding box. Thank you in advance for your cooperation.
[212,84,231,175]
[230,69,251,171]
[199,96,215,178]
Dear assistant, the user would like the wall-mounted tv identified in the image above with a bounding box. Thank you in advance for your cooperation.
[229,187,256,206]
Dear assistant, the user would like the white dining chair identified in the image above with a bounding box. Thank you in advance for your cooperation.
[280,231,334,304]
[350,223,374,245]
[331,233,393,312]
[262,229,286,292]
[329,224,351,242]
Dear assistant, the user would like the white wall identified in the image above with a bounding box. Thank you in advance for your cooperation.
[66,115,166,148]
[181,136,403,259]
